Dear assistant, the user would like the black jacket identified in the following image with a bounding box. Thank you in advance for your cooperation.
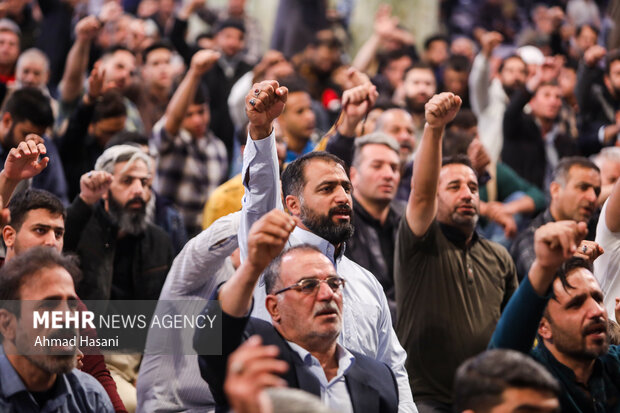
[195,306,399,413]
[575,62,620,156]
[502,88,579,190]
[346,198,404,322]
[64,197,174,301]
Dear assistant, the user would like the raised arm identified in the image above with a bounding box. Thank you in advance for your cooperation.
[238,81,288,261]
[0,137,48,205]
[324,82,378,167]
[489,221,588,351]
[59,16,100,103]
[405,92,461,236]
[219,209,295,316]
[163,49,220,137]
[469,31,503,115]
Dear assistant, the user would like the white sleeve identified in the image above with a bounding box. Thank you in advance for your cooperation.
[239,130,282,262]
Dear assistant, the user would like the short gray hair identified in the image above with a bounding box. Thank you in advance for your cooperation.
[95,144,153,175]
[592,147,620,168]
[16,48,49,74]
[352,132,399,168]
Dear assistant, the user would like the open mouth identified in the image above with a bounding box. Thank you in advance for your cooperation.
[583,323,607,339]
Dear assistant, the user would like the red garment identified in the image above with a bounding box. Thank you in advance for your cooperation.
[77,299,128,413]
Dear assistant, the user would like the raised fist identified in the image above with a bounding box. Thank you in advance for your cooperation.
[425,93,462,129]
[190,49,221,76]
[246,80,288,140]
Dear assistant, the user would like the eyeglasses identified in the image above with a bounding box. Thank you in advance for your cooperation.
[273,276,346,295]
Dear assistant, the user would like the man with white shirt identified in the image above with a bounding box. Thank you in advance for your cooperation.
[237,80,416,412]
[594,179,620,321]
[195,210,399,412]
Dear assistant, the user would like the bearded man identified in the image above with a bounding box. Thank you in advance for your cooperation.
[63,144,174,301]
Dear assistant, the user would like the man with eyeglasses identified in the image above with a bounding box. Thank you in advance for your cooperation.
[238,80,416,412]
[194,209,399,412]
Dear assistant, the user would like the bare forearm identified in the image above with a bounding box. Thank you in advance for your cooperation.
[352,34,381,72]
[406,123,442,235]
[0,170,20,206]
[503,196,535,215]
[165,68,202,135]
[60,40,91,102]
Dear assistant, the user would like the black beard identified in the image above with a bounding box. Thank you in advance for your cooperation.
[107,191,148,236]
[300,204,355,245]
[405,95,427,114]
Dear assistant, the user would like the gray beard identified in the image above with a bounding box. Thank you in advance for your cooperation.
[108,193,148,236]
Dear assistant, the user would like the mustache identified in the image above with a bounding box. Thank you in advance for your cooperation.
[583,318,607,336]
[125,197,146,209]
[314,302,340,317]
[328,204,352,218]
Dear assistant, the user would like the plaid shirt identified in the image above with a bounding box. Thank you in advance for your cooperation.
[152,117,228,236]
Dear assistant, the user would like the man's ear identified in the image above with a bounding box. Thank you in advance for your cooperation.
[285,195,301,216]
[549,181,561,201]
[0,309,17,342]
[350,166,358,186]
[3,225,16,249]
[538,316,552,341]
[265,295,281,323]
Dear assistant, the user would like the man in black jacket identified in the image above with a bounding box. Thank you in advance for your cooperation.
[64,144,174,302]
[576,45,620,156]
[349,132,403,322]
[502,58,578,192]
[194,209,399,413]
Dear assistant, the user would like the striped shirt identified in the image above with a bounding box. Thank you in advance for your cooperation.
[152,117,228,237]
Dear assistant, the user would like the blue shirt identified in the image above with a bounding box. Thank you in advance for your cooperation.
[285,139,315,163]
[0,346,114,412]
[288,341,355,413]
[239,131,416,413]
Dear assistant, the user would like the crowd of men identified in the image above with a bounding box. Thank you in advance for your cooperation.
[0,0,620,412]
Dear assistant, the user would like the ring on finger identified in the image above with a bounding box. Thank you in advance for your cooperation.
[253,88,260,97]
[582,245,588,253]
[249,98,256,106]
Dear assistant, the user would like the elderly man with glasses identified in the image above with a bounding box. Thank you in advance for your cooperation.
[194,209,399,413]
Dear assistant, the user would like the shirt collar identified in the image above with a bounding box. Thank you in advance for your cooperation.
[0,345,28,398]
[286,340,355,377]
[0,345,72,404]
[536,340,603,386]
[438,221,479,249]
[291,226,344,266]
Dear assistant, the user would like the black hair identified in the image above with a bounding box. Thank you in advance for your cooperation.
[423,34,448,51]
[606,49,620,75]
[281,151,346,200]
[498,54,526,74]
[105,131,149,149]
[441,153,474,171]
[445,54,470,73]
[8,189,65,232]
[141,40,174,63]
[3,88,54,128]
[552,156,600,187]
[92,90,127,124]
[0,247,81,318]
[454,349,560,412]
